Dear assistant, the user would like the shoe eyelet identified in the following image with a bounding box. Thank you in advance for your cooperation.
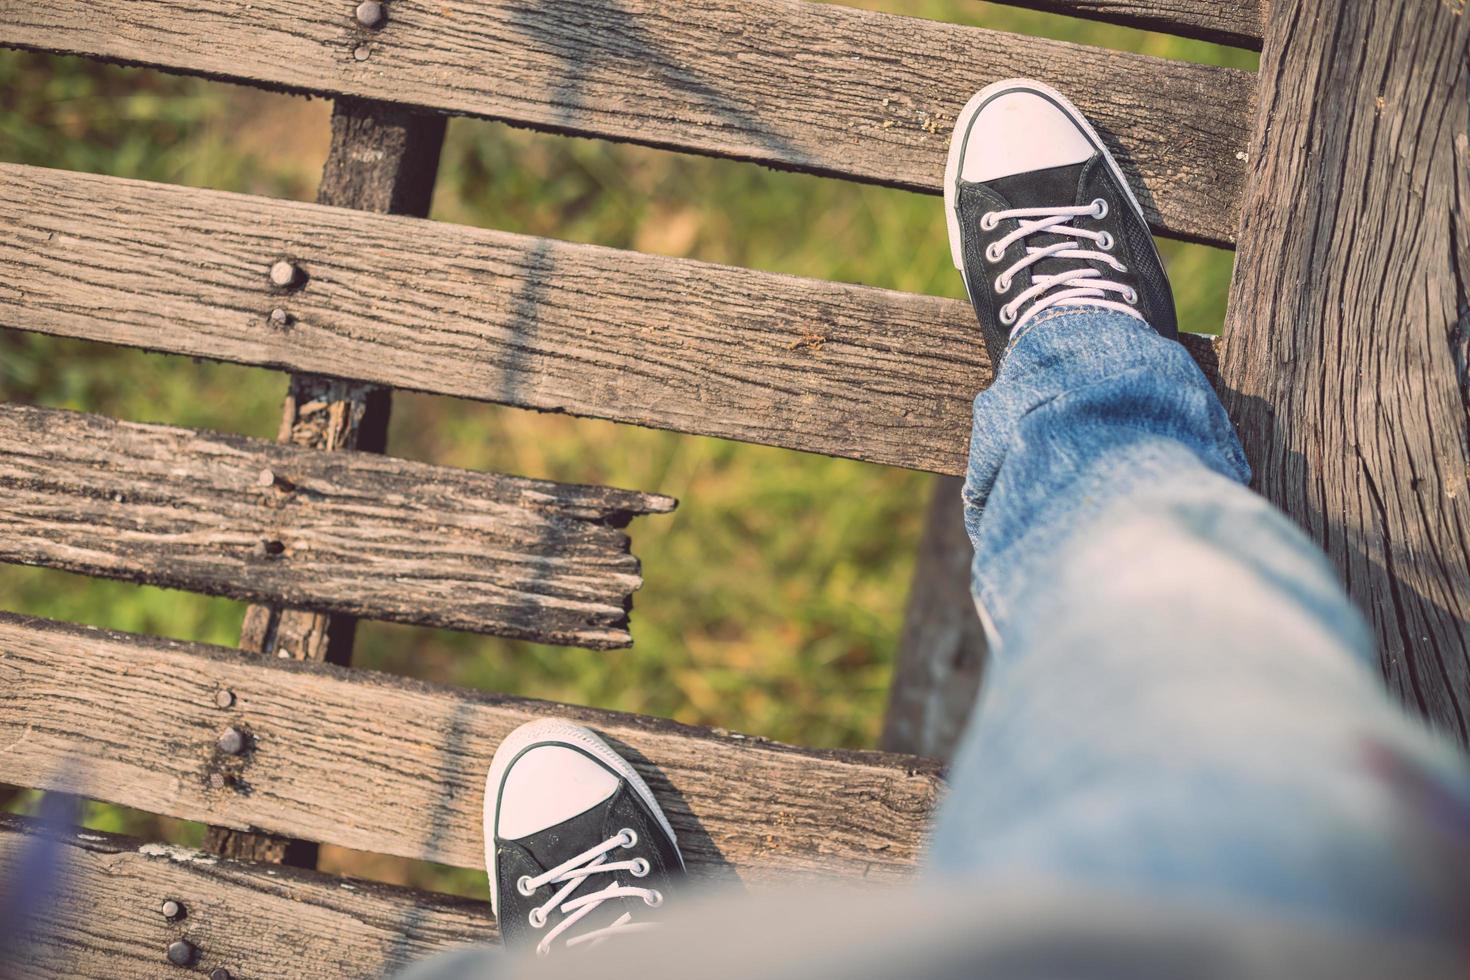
[631,857,651,877]
[528,907,548,929]
[645,890,664,908]
[1123,287,1139,304]
[993,275,1011,295]
[999,305,1017,327]
[1096,231,1114,251]
[618,828,638,848]
[517,875,536,897]
[984,241,1004,263]
[1091,198,1108,219]
[980,211,999,231]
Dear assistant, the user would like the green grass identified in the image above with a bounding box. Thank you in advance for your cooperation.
[1,1,1244,892]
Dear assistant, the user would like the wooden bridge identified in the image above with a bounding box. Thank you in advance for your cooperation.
[1,0,1466,975]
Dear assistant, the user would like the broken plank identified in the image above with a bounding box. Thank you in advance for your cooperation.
[0,403,674,650]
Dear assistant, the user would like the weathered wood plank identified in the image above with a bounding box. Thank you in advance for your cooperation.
[0,815,493,979]
[1219,0,1470,743]
[0,0,1252,244]
[214,95,449,867]
[986,0,1263,48]
[880,476,987,762]
[0,162,994,476]
[0,404,674,649]
[0,614,943,884]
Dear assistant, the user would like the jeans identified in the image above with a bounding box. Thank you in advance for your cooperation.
[933,307,1469,936]
[398,309,1470,979]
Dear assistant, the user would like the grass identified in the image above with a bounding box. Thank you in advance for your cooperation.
[0,0,1246,892]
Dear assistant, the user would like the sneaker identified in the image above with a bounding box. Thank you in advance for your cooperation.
[484,718,685,957]
[944,78,1177,363]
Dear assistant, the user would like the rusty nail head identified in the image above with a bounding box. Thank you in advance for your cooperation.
[257,468,275,488]
[208,772,229,791]
[166,939,198,967]
[211,970,233,980]
[355,0,384,27]
[214,689,235,709]
[353,43,372,61]
[217,727,247,756]
[268,307,290,328]
[160,898,183,919]
[268,260,299,288]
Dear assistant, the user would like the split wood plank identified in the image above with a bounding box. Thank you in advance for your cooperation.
[986,0,1263,48]
[0,614,943,885]
[0,815,492,979]
[0,404,675,650]
[0,0,1253,244]
[1219,0,1470,743]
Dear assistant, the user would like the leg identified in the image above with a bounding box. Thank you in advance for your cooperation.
[930,307,1470,937]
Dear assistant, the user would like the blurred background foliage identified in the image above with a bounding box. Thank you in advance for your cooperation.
[0,1,1253,892]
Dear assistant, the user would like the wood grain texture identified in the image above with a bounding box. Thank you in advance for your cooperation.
[217,97,448,867]
[880,476,986,762]
[0,162,994,476]
[0,815,493,979]
[0,0,1253,244]
[1219,0,1470,743]
[0,614,944,885]
[987,0,1263,48]
[0,404,674,649]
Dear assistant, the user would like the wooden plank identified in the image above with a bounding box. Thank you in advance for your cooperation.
[0,815,493,979]
[0,613,943,885]
[880,476,986,762]
[0,0,1253,245]
[215,96,448,866]
[0,404,675,650]
[986,0,1263,49]
[1218,0,1470,743]
[0,163,994,476]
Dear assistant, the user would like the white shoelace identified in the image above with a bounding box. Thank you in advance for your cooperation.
[518,828,663,957]
[981,198,1144,335]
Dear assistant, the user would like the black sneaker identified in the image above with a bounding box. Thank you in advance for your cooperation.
[484,719,685,957]
[945,78,1177,363]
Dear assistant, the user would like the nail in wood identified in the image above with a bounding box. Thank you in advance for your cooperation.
[355,1,384,27]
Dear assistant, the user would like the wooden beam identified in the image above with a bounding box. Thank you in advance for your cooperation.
[0,815,492,979]
[214,96,447,865]
[238,99,447,668]
[0,162,994,475]
[0,613,944,885]
[880,476,987,762]
[1219,0,1470,742]
[0,403,674,649]
[0,0,1253,244]
[985,0,1263,49]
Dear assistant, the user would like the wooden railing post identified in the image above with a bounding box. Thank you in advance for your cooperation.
[1220,0,1470,742]
[881,477,987,761]
[203,99,446,863]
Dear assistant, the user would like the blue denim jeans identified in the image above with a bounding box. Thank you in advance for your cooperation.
[930,308,1469,937]
[397,309,1469,979]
